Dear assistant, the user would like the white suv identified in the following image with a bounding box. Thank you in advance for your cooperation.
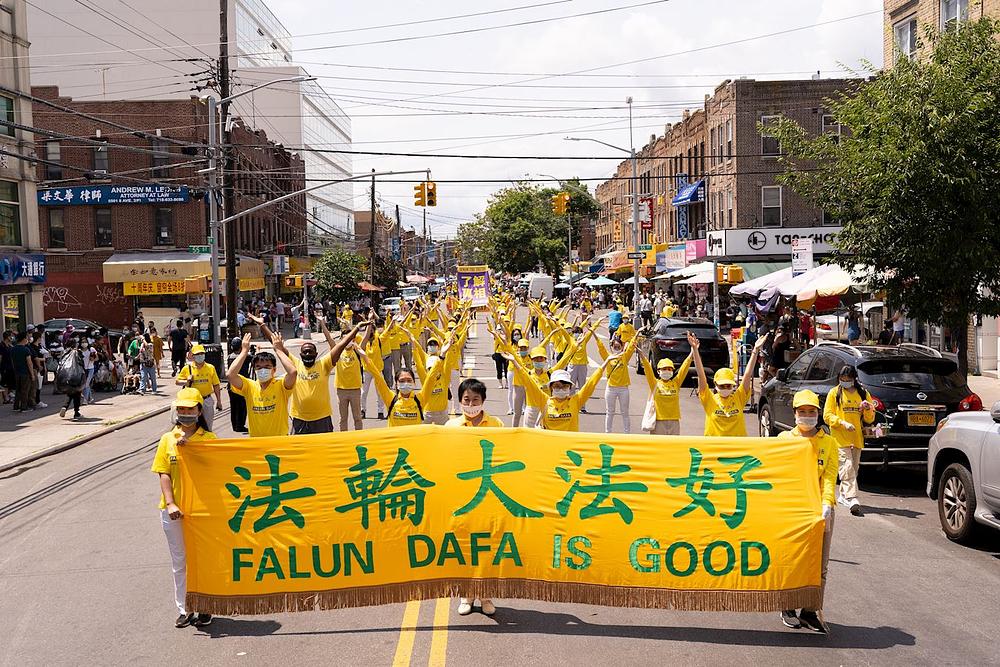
[927,402,1000,543]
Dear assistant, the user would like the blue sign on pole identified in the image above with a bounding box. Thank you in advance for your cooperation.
[37,185,190,206]
[674,173,690,240]
[0,253,46,285]
[391,237,401,261]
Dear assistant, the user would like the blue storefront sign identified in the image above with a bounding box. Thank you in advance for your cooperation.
[391,237,401,261]
[0,253,46,285]
[37,185,190,206]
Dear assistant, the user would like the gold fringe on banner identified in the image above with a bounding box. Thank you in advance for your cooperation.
[187,579,822,617]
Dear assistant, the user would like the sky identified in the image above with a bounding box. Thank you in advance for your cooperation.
[265,0,885,241]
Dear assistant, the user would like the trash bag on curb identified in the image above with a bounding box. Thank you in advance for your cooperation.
[56,350,85,392]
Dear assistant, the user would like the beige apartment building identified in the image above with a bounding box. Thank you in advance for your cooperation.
[885,0,1000,63]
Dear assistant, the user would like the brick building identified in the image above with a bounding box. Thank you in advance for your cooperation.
[353,208,394,263]
[595,77,857,271]
[32,86,306,326]
[885,0,999,64]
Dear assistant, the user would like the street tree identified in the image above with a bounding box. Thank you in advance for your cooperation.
[370,254,405,293]
[763,17,1000,376]
[312,248,365,306]
[455,217,493,266]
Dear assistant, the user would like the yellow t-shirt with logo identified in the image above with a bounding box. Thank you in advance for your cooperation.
[824,386,875,449]
[335,348,363,390]
[150,427,216,509]
[176,362,220,397]
[445,412,505,428]
[779,426,839,507]
[698,385,749,437]
[616,322,637,343]
[233,376,293,437]
[290,355,333,421]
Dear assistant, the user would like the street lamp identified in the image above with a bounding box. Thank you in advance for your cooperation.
[565,97,642,328]
[202,75,314,343]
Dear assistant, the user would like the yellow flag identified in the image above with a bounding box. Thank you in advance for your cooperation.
[178,426,824,615]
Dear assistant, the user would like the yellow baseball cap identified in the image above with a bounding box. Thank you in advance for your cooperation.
[190,344,205,355]
[713,367,737,387]
[517,338,530,349]
[793,389,821,409]
[530,346,547,359]
[174,387,204,408]
[656,357,675,370]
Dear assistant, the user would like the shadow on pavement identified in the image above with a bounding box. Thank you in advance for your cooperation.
[455,608,917,649]
[860,506,924,519]
[198,618,283,638]
[0,460,48,480]
[859,467,927,498]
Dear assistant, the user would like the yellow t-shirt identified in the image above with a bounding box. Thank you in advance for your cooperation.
[698,385,749,437]
[616,322,637,343]
[779,426,839,507]
[387,392,424,427]
[335,348,363,390]
[150,427,216,509]
[542,395,586,431]
[824,386,875,449]
[233,376,293,437]
[176,362,220,397]
[365,335,385,371]
[290,355,333,421]
[445,412,505,427]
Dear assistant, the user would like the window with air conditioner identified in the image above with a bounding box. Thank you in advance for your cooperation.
[761,186,782,228]
[760,115,781,157]
[154,207,174,246]
[151,139,170,179]
[93,141,109,174]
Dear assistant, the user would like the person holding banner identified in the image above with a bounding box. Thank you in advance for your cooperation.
[595,333,640,433]
[226,333,298,437]
[151,387,216,628]
[777,389,837,634]
[356,340,450,427]
[689,330,770,437]
[639,352,693,435]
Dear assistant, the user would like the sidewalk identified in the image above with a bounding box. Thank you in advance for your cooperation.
[0,365,174,472]
[968,374,1000,410]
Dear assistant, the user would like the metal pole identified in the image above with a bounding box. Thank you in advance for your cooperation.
[207,96,221,343]
[369,169,376,282]
[712,258,720,329]
[630,149,641,328]
[395,204,404,283]
[220,0,238,337]
[567,206,572,283]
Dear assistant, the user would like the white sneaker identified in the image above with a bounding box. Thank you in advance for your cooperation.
[37,402,48,408]
[457,598,473,616]
[59,406,67,418]
[480,599,496,616]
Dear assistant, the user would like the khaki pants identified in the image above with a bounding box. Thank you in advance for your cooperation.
[424,410,448,425]
[838,446,862,504]
[651,419,680,435]
[512,385,526,426]
[338,387,362,431]
[803,509,834,613]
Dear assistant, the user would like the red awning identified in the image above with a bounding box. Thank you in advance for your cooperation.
[358,281,384,292]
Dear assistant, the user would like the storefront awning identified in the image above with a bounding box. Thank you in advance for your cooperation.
[671,179,705,206]
[737,261,790,281]
[102,252,263,283]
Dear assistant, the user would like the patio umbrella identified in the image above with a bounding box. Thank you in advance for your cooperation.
[406,274,430,284]
[555,282,571,289]
[620,275,649,285]
[796,265,869,310]
[730,267,795,299]
[588,276,619,287]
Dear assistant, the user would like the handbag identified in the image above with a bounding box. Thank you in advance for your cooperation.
[641,395,657,432]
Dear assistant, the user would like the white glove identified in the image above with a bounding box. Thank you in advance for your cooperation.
[821,504,832,520]
[844,423,856,432]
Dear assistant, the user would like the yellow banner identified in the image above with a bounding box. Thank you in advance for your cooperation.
[239,277,266,292]
[124,280,186,295]
[179,426,824,616]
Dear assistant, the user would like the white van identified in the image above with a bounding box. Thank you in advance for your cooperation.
[518,274,554,300]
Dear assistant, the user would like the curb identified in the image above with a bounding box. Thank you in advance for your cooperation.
[0,404,171,474]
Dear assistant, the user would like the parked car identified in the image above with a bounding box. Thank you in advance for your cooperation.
[927,404,1000,543]
[815,301,883,342]
[400,287,422,302]
[758,341,980,468]
[638,317,731,384]
[39,318,123,349]
[379,297,402,317]
[518,273,554,300]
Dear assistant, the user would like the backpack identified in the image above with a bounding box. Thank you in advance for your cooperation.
[139,344,154,368]
[56,350,84,390]
[388,392,423,421]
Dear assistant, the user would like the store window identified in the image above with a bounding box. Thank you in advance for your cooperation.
[1,293,25,333]
[0,95,12,138]
[95,207,112,247]
[48,209,65,248]
[761,186,782,228]
[154,207,174,246]
[0,180,20,246]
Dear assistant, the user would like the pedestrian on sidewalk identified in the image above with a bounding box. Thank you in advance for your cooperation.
[57,338,86,420]
[175,344,222,431]
[151,387,216,629]
[0,330,14,404]
[150,325,164,378]
[167,320,189,377]
[81,338,97,404]
[138,334,158,395]
[29,330,48,409]
[11,331,35,412]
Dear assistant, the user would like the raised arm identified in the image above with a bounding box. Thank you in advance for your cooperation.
[271,333,298,390]
[357,346,394,405]
[578,355,613,403]
[327,320,362,365]
[741,333,770,394]
[687,331,708,394]
[504,351,547,406]
[226,333,251,391]
[639,353,656,392]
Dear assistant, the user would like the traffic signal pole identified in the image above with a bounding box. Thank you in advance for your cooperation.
[369,169,376,282]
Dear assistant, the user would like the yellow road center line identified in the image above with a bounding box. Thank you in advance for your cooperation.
[391,600,422,667]
[428,597,450,667]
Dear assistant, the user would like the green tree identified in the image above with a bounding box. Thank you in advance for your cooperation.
[370,254,405,292]
[455,218,493,265]
[312,248,365,306]
[763,18,1000,376]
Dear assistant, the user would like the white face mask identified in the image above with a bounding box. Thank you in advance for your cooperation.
[398,382,415,395]
[659,370,674,381]
[796,414,819,429]
[427,345,440,355]
[255,368,273,383]
[718,387,735,398]
[552,387,572,399]
[840,380,853,389]
[461,404,484,418]
[193,354,205,364]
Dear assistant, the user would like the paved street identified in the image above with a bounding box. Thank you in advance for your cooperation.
[2,319,998,666]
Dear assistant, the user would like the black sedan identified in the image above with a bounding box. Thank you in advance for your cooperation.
[638,317,731,384]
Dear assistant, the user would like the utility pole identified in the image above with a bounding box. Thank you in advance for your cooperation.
[368,169,376,282]
[395,204,405,283]
[422,208,427,274]
[220,0,239,337]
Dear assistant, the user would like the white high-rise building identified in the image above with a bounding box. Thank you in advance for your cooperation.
[26,0,354,254]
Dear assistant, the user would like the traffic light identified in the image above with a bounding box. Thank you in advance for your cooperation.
[426,181,437,206]
[551,191,569,215]
[414,182,427,207]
